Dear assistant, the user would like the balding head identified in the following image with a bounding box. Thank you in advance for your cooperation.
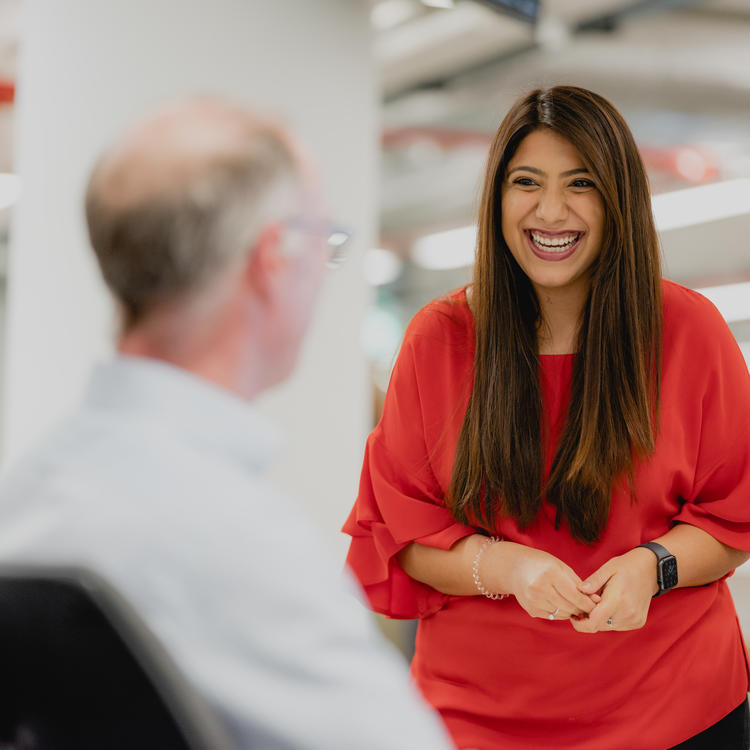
[86,97,306,330]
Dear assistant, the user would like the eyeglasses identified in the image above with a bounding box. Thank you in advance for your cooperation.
[281,217,352,269]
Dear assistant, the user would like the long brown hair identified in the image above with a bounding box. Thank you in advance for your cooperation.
[448,86,662,544]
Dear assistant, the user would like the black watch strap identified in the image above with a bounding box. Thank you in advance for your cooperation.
[637,542,678,596]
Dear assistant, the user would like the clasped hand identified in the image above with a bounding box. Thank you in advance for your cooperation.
[496,542,658,633]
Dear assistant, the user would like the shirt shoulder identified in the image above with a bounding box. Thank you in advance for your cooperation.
[662,278,740,362]
[404,286,474,353]
[662,278,730,342]
[661,278,749,407]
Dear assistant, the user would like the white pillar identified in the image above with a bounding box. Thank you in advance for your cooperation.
[4,0,375,556]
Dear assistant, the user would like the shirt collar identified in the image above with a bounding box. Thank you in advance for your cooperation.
[83,355,284,472]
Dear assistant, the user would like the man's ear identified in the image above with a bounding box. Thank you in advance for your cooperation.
[243,223,287,302]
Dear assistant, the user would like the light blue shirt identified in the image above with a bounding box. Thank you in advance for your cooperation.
[0,356,454,750]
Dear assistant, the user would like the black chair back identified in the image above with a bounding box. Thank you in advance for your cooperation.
[0,565,235,750]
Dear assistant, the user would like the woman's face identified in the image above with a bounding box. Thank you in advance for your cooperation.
[500,128,604,302]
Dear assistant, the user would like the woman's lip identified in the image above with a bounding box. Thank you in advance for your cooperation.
[524,230,583,262]
[526,228,583,237]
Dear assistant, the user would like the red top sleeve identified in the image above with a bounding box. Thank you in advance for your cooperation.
[670,287,750,549]
[343,307,476,619]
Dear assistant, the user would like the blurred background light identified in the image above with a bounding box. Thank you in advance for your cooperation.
[652,179,750,232]
[0,173,20,210]
[363,247,404,286]
[674,147,712,183]
[421,0,456,9]
[411,224,477,269]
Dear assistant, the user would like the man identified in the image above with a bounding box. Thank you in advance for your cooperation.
[0,99,454,749]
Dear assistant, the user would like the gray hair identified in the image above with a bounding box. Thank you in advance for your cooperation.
[85,115,301,330]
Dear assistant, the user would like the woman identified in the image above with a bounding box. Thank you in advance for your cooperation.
[343,86,750,749]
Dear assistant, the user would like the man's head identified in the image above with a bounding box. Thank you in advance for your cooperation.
[85,97,337,396]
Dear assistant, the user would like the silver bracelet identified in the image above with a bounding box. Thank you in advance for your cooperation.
[472,535,508,600]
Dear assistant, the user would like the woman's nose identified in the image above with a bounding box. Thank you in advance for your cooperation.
[535,187,568,225]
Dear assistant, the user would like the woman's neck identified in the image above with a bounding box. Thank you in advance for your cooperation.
[534,283,588,355]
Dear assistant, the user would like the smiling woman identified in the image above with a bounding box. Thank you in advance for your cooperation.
[343,86,750,750]
[455,86,662,547]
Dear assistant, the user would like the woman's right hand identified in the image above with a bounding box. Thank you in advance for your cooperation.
[484,541,598,620]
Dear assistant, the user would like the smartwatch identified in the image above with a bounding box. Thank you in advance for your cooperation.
[637,541,678,597]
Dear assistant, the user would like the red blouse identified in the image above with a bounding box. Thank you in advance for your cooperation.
[343,279,750,750]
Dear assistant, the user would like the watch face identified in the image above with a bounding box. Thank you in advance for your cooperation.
[660,557,678,590]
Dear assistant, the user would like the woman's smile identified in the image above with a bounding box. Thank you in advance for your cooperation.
[525,228,584,261]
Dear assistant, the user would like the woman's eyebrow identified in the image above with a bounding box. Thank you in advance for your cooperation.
[507,166,590,177]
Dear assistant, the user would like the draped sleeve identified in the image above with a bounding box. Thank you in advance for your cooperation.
[343,304,476,619]
[669,287,750,550]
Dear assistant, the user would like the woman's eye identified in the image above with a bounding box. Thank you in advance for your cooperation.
[571,179,595,189]
[512,177,537,187]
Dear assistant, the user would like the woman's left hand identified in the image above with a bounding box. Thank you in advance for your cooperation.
[570,547,658,633]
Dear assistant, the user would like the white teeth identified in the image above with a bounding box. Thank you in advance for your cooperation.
[529,231,580,252]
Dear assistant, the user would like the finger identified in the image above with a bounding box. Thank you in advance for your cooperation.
[530,601,577,621]
[579,562,615,596]
[547,603,586,620]
[569,614,613,633]
[569,604,617,633]
[570,615,598,633]
[546,563,596,612]
[529,606,558,620]
[585,601,619,632]
[552,580,598,615]
[544,605,565,621]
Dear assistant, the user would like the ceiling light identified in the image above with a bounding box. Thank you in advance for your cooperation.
[652,179,750,232]
[0,173,21,210]
[411,225,476,270]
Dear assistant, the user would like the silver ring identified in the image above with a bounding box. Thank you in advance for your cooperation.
[548,607,560,621]
[606,617,614,628]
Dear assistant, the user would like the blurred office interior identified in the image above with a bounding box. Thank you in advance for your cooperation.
[0,0,748,656]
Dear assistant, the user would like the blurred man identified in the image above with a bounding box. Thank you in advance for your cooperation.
[0,99,454,749]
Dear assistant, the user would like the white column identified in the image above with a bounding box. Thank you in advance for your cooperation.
[4,0,375,556]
